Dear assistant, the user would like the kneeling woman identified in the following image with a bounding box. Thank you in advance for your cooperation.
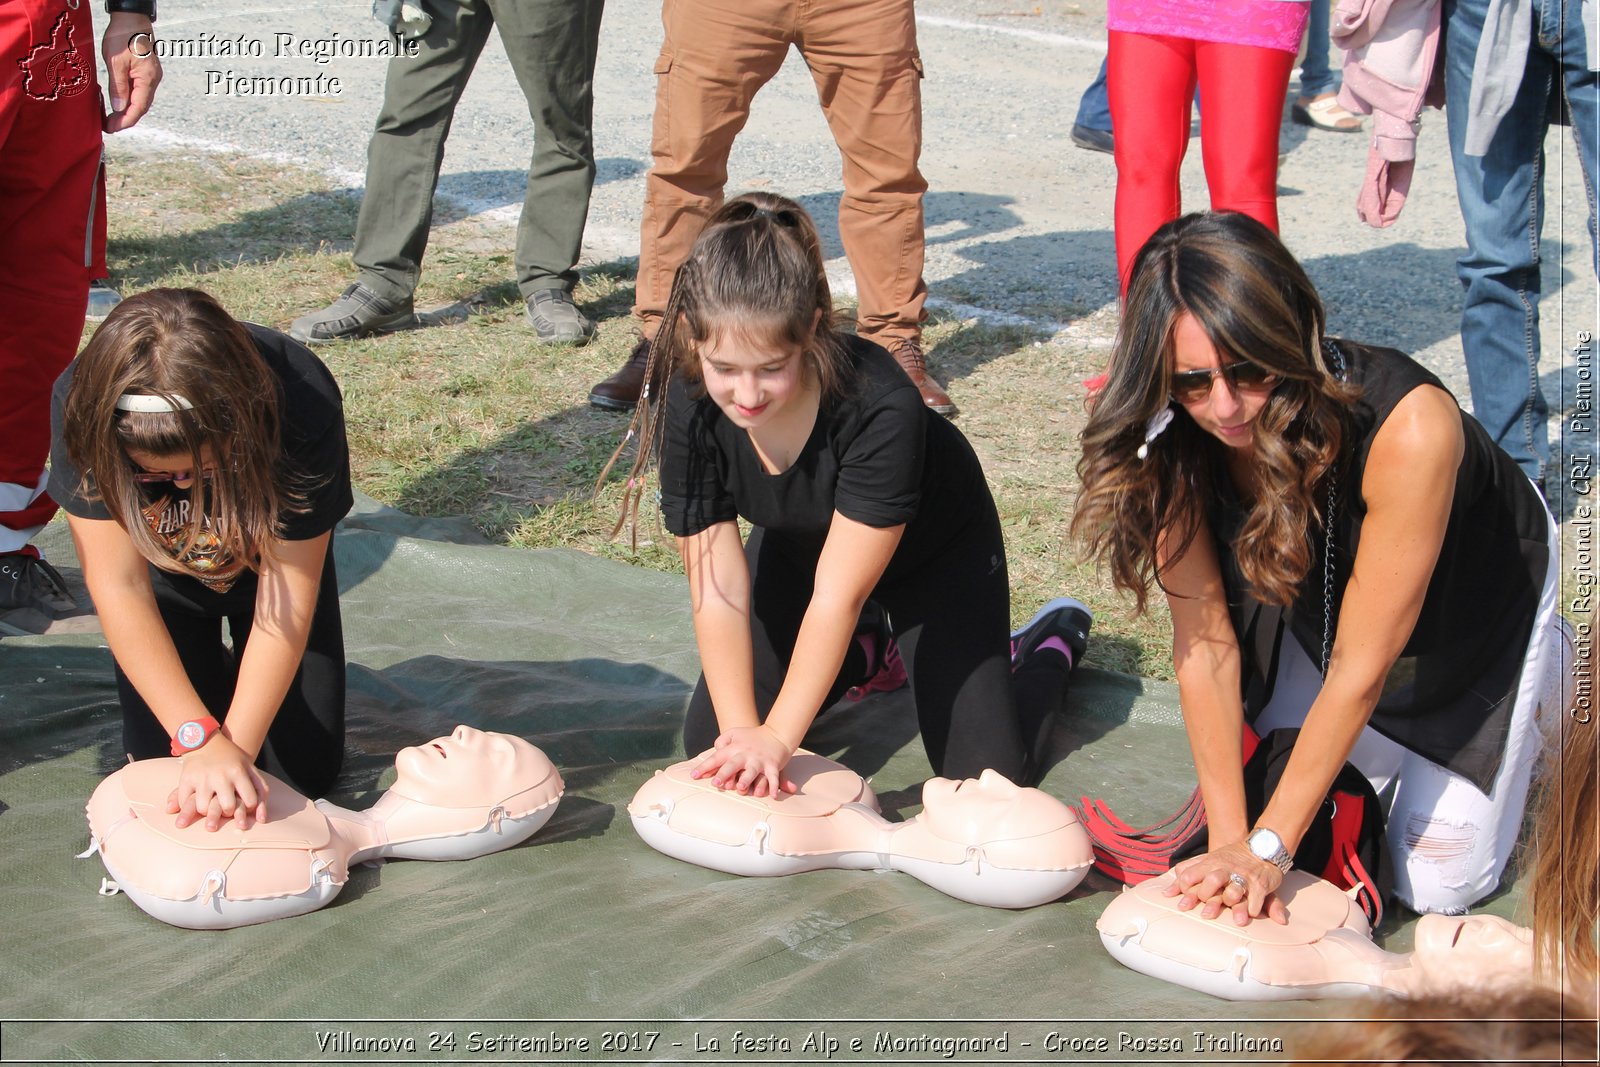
[612,193,1089,796]
[52,288,353,831]
[1075,213,1560,917]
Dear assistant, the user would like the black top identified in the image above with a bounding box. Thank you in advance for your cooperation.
[659,335,991,581]
[49,323,353,592]
[1212,341,1550,793]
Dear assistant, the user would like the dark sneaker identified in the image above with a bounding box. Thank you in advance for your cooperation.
[0,553,77,616]
[885,337,957,416]
[1011,596,1093,671]
[86,279,122,321]
[289,283,415,344]
[588,335,654,411]
[1070,123,1115,155]
[847,600,908,701]
[526,288,595,345]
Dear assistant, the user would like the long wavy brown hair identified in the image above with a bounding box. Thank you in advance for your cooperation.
[1530,648,1598,996]
[600,192,852,541]
[1073,212,1358,611]
[62,288,295,577]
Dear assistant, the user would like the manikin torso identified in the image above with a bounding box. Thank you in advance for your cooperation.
[83,727,564,929]
[628,753,1094,909]
[1096,870,1536,1001]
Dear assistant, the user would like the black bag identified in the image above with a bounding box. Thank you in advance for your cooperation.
[1077,726,1393,926]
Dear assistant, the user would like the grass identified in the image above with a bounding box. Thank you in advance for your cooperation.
[92,142,1175,679]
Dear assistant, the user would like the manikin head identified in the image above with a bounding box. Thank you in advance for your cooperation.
[390,725,559,811]
[1403,913,1535,996]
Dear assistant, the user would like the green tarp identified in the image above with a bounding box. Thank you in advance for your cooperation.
[0,497,1523,1065]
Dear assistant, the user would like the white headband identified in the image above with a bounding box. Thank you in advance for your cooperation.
[115,393,194,413]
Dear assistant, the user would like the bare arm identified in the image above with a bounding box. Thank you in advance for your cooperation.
[69,513,267,830]
[691,512,904,797]
[678,520,758,730]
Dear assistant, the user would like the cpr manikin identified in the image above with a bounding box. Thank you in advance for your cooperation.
[1096,869,1536,1001]
[628,753,1093,909]
[82,726,563,929]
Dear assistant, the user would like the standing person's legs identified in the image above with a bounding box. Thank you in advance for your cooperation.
[352,0,496,304]
[0,0,103,574]
[1108,31,1196,291]
[681,527,872,756]
[1195,40,1296,233]
[632,0,791,341]
[1075,57,1113,135]
[488,0,604,298]
[1547,0,1599,279]
[1443,0,1552,483]
[800,0,927,350]
[1298,0,1336,98]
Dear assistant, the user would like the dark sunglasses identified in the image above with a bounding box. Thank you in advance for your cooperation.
[1169,361,1280,403]
[132,466,215,485]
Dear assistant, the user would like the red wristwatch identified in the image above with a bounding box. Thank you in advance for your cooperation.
[171,716,222,756]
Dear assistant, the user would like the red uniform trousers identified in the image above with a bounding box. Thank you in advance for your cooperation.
[0,0,106,553]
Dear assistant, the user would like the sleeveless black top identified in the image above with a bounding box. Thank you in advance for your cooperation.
[1212,341,1551,793]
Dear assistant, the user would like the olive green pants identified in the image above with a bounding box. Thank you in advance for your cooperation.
[354,0,604,301]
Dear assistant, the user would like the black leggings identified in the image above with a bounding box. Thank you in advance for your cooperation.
[117,539,346,797]
[683,512,1070,783]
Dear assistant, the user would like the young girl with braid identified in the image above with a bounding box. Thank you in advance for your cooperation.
[610,192,1091,796]
[51,288,352,832]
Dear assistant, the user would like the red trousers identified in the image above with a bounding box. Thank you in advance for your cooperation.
[1107,31,1294,292]
[634,0,928,346]
[0,0,105,552]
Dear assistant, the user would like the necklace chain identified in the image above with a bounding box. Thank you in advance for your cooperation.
[1320,339,1346,677]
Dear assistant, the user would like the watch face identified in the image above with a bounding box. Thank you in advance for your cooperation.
[176,721,207,750]
[1249,829,1283,860]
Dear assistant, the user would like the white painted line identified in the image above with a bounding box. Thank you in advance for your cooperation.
[914,14,1104,52]
[116,125,1116,342]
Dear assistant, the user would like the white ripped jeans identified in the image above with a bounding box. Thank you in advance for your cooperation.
[1255,511,1565,915]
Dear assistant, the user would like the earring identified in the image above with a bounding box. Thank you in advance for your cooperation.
[1136,407,1174,461]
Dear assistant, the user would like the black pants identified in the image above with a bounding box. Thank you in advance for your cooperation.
[683,507,1069,783]
[117,539,346,797]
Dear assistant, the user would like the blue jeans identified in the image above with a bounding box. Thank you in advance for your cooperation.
[1446,0,1599,482]
[1075,57,1112,131]
[1300,0,1337,96]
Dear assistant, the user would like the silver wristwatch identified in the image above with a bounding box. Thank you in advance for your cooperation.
[1246,827,1294,873]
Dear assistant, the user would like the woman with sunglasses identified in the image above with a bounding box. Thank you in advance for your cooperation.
[50,288,352,832]
[610,192,1093,797]
[1074,213,1561,920]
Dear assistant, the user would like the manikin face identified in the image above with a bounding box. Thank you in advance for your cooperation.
[697,322,811,430]
[919,769,1068,843]
[392,725,547,807]
[1410,913,1534,987]
[1169,313,1275,451]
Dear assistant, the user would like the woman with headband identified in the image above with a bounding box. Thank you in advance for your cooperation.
[50,288,353,832]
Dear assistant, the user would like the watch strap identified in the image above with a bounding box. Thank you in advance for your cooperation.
[171,716,222,755]
[105,0,158,22]
[1248,827,1294,873]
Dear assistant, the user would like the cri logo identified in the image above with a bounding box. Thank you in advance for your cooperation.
[18,11,91,102]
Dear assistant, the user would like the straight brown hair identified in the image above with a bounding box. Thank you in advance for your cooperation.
[62,288,297,577]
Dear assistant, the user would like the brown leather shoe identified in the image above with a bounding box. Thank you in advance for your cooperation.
[886,338,957,416]
[588,336,653,411]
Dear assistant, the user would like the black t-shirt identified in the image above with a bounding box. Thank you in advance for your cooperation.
[49,323,353,591]
[658,335,991,580]
[1212,340,1550,792]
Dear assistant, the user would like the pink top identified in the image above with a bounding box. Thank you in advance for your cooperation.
[1107,0,1310,53]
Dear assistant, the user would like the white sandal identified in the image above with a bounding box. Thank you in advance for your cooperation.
[1292,93,1363,133]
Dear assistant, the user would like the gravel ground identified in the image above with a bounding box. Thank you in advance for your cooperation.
[108,0,1593,433]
